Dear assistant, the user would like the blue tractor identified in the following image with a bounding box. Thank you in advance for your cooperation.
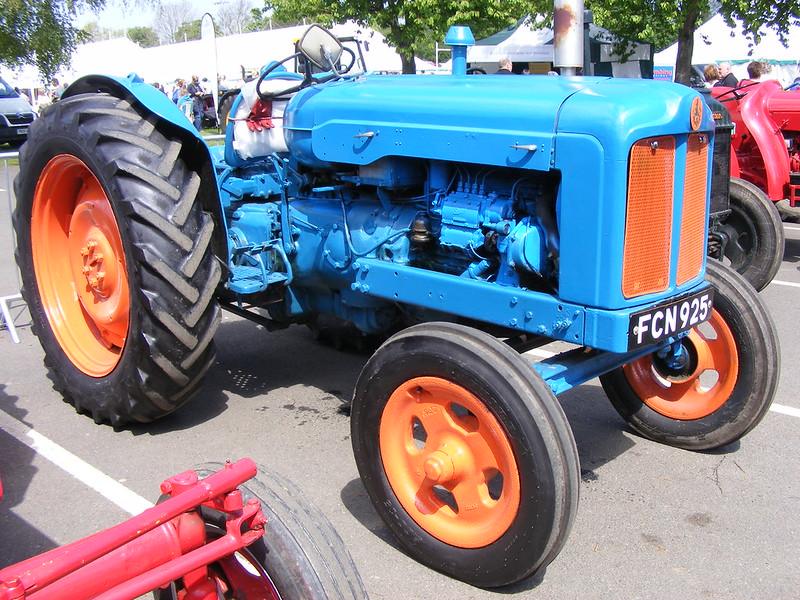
[14,24,779,588]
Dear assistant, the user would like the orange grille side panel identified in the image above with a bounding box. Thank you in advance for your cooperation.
[623,137,675,298]
[677,134,709,285]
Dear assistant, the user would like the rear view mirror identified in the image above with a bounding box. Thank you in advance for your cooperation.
[299,25,343,70]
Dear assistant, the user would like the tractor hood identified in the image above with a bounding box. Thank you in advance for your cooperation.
[284,74,712,170]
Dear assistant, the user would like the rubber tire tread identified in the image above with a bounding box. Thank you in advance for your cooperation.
[600,261,780,450]
[351,322,580,588]
[218,93,236,128]
[723,177,784,291]
[187,463,368,600]
[14,93,220,426]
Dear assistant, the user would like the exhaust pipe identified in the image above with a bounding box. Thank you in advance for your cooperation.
[553,0,584,76]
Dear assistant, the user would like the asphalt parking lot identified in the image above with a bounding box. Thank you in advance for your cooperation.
[1,158,798,599]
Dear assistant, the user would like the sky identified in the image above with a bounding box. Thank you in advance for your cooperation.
[75,0,233,30]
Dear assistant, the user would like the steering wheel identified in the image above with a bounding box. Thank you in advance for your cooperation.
[466,67,487,75]
[714,81,760,103]
[256,46,359,102]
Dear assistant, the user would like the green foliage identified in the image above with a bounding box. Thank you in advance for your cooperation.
[0,0,105,80]
[127,25,159,47]
[174,19,202,42]
[262,0,529,72]
[526,0,800,83]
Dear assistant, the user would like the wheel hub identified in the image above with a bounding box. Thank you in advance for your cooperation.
[652,340,698,383]
[379,377,521,548]
[31,153,130,376]
[623,309,739,420]
[68,198,128,348]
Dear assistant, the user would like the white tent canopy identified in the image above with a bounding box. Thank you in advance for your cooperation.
[654,14,800,84]
[468,21,554,63]
[2,22,434,93]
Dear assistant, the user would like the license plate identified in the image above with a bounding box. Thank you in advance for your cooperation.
[16,128,27,135]
[628,288,714,349]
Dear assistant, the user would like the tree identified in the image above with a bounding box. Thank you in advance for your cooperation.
[263,0,530,73]
[127,25,160,47]
[531,0,800,85]
[154,0,196,43]
[174,19,202,42]
[0,0,106,80]
[216,0,254,35]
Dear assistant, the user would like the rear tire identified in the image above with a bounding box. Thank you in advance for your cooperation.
[218,93,237,128]
[14,93,220,425]
[351,322,579,588]
[157,464,368,600]
[601,261,779,450]
[715,177,784,291]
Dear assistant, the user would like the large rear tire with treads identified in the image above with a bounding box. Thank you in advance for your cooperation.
[14,93,220,426]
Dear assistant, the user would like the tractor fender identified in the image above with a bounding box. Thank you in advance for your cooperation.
[63,73,230,264]
[736,82,791,201]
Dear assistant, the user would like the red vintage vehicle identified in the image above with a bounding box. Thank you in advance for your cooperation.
[0,459,365,599]
[713,79,800,222]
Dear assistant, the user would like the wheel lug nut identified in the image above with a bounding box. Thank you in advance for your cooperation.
[82,266,91,274]
[80,247,89,256]
[424,450,454,482]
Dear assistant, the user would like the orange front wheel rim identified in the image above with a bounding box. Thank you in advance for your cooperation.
[379,377,521,548]
[31,154,129,376]
[624,309,738,420]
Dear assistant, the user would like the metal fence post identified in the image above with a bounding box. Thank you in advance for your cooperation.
[1,150,25,344]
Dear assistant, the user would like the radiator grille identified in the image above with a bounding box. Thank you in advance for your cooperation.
[5,113,34,125]
[677,134,709,284]
[622,136,675,298]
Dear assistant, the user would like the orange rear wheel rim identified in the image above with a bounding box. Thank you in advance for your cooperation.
[623,309,738,420]
[31,154,129,376]
[379,377,521,548]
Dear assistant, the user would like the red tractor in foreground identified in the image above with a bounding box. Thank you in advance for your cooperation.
[0,460,366,599]
[713,79,800,224]
[700,89,785,292]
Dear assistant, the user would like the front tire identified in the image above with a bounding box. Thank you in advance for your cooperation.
[351,322,579,588]
[601,261,779,450]
[14,93,221,425]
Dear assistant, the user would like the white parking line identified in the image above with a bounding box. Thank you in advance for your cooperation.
[771,404,800,418]
[784,225,800,231]
[772,280,800,289]
[0,410,153,515]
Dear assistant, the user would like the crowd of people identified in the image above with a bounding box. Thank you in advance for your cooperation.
[9,72,228,131]
[701,60,775,88]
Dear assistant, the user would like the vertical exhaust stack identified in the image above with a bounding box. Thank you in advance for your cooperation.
[445,26,476,76]
[553,0,585,76]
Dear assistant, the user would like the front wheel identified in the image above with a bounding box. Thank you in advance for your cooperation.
[157,465,368,600]
[351,322,579,588]
[601,261,779,450]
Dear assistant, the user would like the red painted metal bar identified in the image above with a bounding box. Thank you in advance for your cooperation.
[0,459,259,599]
[29,513,208,600]
[96,519,263,600]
